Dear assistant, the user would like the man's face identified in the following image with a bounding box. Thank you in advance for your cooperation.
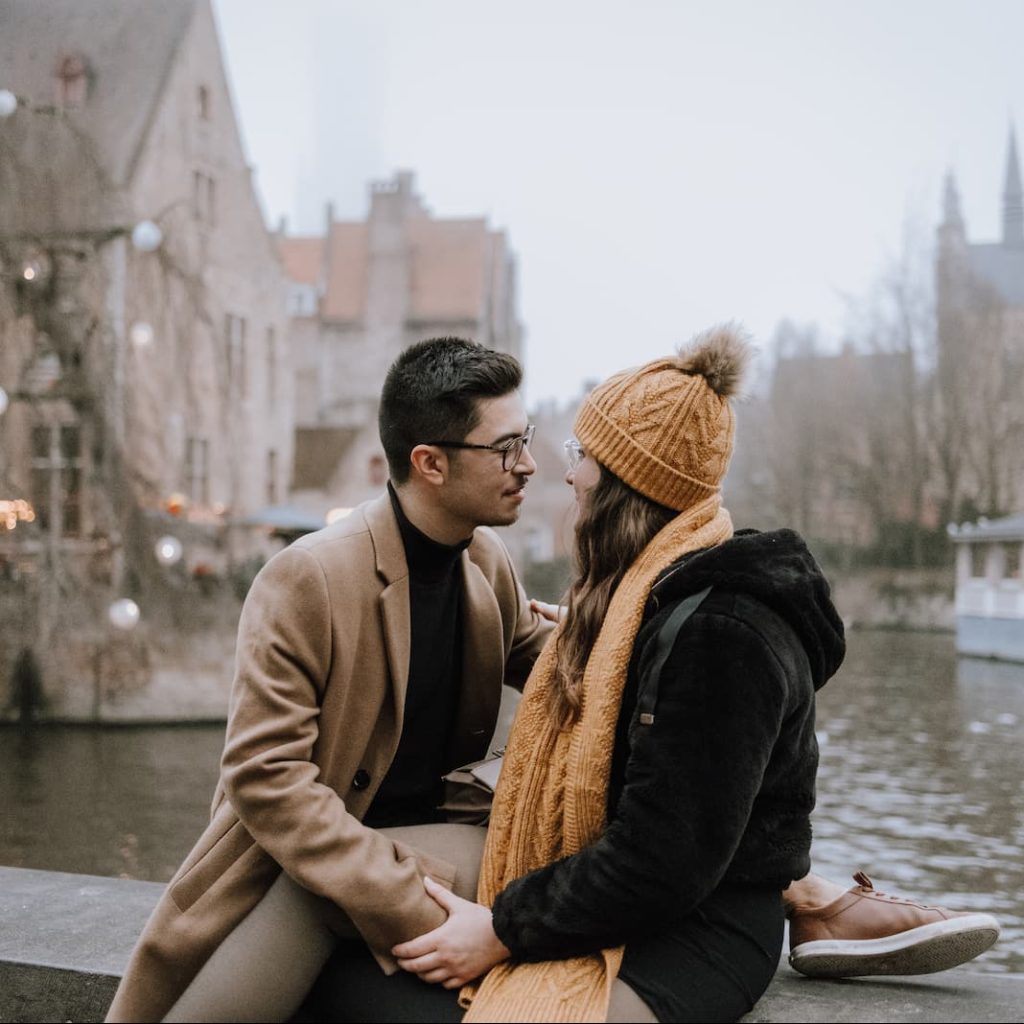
[438,392,536,533]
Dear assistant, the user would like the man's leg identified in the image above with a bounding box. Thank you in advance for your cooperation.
[164,824,486,1023]
[381,822,486,901]
[164,870,337,1023]
[785,870,1001,978]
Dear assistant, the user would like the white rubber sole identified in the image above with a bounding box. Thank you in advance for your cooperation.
[789,913,1002,978]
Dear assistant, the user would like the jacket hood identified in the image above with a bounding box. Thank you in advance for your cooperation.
[650,528,845,691]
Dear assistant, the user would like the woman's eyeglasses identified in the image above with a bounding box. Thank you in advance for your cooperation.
[563,438,584,471]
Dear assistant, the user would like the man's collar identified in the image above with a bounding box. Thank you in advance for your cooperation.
[387,483,470,583]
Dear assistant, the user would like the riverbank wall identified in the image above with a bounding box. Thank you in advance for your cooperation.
[3,568,957,724]
[1,865,1019,1024]
[830,567,954,632]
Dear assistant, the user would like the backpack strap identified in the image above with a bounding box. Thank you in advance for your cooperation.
[637,585,713,725]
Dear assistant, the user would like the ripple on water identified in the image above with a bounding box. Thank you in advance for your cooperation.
[812,632,1024,972]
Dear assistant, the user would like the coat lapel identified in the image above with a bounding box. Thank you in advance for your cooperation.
[448,549,505,767]
[365,493,411,734]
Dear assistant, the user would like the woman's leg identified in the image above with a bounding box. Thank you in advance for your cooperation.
[606,979,659,1023]
[618,887,784,1024]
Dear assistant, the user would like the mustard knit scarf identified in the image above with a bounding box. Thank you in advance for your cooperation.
[462,495,733,1023]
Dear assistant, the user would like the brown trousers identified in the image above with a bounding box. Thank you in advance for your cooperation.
[163,823,656,1023]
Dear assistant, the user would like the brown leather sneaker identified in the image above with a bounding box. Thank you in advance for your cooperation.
[788,872,1001,978]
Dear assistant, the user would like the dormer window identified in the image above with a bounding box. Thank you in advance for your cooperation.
[198,84,211,121]
[54,54,90,109]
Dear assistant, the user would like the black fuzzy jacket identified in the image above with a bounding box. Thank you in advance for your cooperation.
[491,529,846,961]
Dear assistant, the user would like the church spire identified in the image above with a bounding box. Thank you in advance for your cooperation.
[1002,124,1023,245]
[942,170,964,232]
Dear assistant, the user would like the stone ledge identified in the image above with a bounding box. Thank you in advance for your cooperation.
[0,866,1020,1023]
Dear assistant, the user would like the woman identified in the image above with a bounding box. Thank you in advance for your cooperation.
[389,324,846,1022]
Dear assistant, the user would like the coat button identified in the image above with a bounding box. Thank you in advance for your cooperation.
[352,769,371,790]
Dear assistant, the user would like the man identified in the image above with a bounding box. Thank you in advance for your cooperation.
[107,338,548,1022]
[106,338,997,1023]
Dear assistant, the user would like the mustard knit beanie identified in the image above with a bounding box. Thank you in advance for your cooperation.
[573,324,754,511]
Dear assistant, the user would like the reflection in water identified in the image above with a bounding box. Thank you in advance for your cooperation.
[0,632,1021,972]
[0,725,225,882]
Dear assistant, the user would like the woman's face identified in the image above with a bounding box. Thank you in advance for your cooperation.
[566,444,601,507]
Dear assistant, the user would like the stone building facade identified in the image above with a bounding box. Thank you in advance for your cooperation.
[278,170,522,514]
[0,0,292,718]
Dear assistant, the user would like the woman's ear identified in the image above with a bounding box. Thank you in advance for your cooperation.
[408,444,449,487]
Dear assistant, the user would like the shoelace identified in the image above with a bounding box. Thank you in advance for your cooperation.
[852,871,936,907]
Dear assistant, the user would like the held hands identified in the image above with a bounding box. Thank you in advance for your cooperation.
[530,598,566,624]
[392,877,511,989]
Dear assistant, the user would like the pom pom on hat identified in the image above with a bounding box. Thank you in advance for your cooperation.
[675,322,753,399]
[574,324,754,511]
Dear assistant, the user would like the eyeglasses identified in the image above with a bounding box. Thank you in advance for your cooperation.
[425,424,536,472]
[563,438,584,470]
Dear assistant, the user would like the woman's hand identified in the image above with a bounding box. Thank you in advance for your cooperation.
[391,877,511,989]
[530,598,566,624]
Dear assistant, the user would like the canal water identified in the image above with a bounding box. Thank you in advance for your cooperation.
[1,630,1022,973]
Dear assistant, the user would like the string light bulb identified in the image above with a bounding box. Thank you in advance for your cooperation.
[154,535,183,567]
[108,598,141,631]
[130,322,154,347]
[131,220,163,252]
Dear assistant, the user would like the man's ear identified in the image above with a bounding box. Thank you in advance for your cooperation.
[409,444,449,486]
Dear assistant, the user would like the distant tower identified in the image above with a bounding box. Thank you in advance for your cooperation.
[936,170,967,311]
[939,170,965,243]
[1002,125,1024,245]
[943,171,964,231]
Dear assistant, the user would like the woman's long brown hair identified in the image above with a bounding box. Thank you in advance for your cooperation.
[551,466,676,726]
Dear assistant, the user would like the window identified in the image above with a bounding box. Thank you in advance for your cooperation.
[185,437,210,505]
[192,171,217,225]
[1005,543,1022,580]
[54,54,89,108]
[266,327,277,410]
[970,544,989,579]
[287,284,317,317]
[198,84,211,121]
[267,449,278,505]
[368,454,387,487]
[29,421,83,538]
[224,314,247,395]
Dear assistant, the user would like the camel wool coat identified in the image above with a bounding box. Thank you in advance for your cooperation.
[106,493,552,1023]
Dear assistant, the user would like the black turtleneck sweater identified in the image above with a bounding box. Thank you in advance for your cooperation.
[362,485,468,828]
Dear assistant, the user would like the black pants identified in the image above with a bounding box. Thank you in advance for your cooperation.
[619,885,785,1023]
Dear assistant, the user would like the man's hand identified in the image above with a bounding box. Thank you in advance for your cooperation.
[392,877,511,989]
[530,598,566,624]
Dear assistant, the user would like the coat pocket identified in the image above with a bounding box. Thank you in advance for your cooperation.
[169,812,256,914]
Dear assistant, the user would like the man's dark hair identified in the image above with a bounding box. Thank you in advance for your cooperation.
[379,337,523,483]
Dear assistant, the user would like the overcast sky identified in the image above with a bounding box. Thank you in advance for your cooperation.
[212,0,1024,405]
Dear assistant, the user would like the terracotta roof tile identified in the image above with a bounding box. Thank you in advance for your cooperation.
[409,218,488,322]
[277,236,324,286]
[0,0,196,188]
[322,223,368,321]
